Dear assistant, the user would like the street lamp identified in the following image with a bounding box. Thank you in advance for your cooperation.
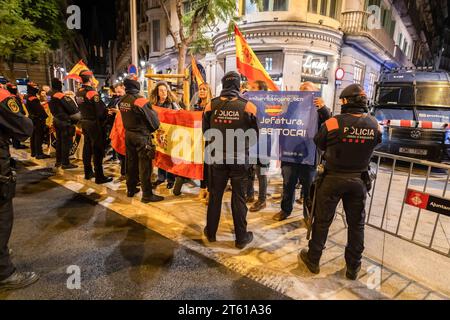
[140,60,146,68]
[118,76,123,81]
[123,73,127,77]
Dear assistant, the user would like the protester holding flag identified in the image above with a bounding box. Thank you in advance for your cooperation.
[151,81,180,189]
[118,75,164,203]
[173,82,213,199]
[273,82,331,222]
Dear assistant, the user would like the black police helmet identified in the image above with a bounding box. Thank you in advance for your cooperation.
[221,71,241,91]
[51,78,63,91]
[123,74,140,93]
[79,70,94,84]
[339,84,365,99]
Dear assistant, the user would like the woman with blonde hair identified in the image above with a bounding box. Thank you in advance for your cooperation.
[190,82,212,111]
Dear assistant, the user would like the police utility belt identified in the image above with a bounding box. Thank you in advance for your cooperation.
[317,164,376,193]
[0,171,16,201]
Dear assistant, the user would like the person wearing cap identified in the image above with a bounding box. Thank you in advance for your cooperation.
[75,69,112,184]
[298,84,382,281]
[118,75,164,203]
[6,83,27,149]
[48,78,81,169]
[26,82,50,159]
[0,86,39,290]
[202,71,258,249]
[273,81,331,222]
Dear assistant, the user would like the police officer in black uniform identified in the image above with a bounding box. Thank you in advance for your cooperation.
[6,83,27,150]
[76,70,112,184]
[203,71,258,249]
[26,82,50,159]
[49,78,81,169]
[299,84,382,280]
[0,87,39,290]
[119,75,164,203]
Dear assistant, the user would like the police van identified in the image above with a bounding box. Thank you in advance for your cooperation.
[371,68,450,162]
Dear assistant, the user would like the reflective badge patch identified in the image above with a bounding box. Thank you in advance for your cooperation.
[94,95,100,103]
[7,99,19,113]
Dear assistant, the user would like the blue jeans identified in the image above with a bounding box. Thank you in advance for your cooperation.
[281,162,316,218]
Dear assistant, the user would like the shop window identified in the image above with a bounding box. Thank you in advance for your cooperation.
[353,62,365,86]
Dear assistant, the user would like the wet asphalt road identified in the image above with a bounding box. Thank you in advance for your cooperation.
[0,162,288,300]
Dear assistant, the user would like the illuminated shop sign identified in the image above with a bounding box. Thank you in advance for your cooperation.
[302,53,329,84]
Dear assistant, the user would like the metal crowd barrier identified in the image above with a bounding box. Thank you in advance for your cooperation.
[360,151,450,257]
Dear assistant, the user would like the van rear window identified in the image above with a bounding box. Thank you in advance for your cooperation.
[374,108,415,121]
[377,86,414,105]
[416,86,450,106]
[417,108,450,123]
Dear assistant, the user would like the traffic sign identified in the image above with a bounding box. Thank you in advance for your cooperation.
[335,68,345,81]
[128,64,138,75]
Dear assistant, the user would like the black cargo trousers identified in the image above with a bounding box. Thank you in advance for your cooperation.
[206,164,250,243]
[54,120,75,166]
[307,173,367,270]
[125,131,153,197]
[81,120,105,179]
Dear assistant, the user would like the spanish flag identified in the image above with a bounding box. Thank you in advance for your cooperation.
[110,112,126,156]
[235,25,279,91]
[153,106,204,180]
[191,55,205,86]
[65,60,99,88]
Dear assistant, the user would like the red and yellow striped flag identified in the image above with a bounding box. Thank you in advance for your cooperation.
[235,25,279,91]
[153,106,204,180]
[191,55,205,86]
[65,60,99,88]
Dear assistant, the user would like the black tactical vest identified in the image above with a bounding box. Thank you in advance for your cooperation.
[324,114,380,173]
[119,94,149,134]
[209,97,254,164]
[76,86,97,121]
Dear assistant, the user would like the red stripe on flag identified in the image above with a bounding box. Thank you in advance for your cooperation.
[236,60,279,92]
[153,106,203,128]
[154,151,203,180]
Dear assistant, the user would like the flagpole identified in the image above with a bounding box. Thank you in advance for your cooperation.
[130,0,138,67]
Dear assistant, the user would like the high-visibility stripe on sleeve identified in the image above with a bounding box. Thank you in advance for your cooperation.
[134,98,148,108]
[54,92,65,100]
[86,91,98,100]
[325,118,339,131]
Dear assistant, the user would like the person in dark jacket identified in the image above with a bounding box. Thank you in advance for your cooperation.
[75,70,112,184]
[273,82,331,222]
[48,78,81,169]
[119,75,164,203]
[299,84,382,281]
[6,83,27,149]
[0,87,39,290]
[26,82,50,159]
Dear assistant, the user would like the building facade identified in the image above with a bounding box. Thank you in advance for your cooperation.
[112,0,441,111]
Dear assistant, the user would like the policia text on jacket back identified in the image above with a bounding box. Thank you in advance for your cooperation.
[76,70,112,184]
[0,88,39,290]
[299,84,382,281]
[203,71,258,250]
[118,75,164,203]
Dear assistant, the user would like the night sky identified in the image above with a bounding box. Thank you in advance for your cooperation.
[73,0,117,42]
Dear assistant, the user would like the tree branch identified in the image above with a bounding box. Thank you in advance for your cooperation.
[159,0,179,46]
[186,1,210,45]
[175,0,185,43]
